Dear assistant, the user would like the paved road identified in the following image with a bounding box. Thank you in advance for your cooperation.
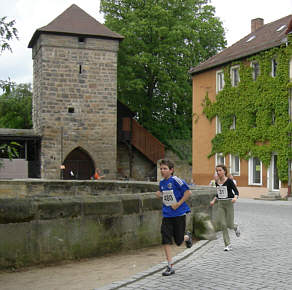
[99,199,292,290]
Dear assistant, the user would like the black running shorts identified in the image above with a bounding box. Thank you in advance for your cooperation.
[161,215,186,246]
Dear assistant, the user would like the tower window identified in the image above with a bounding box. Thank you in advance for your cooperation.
[79,64,82,74]
[78,37,85,43]
[68,107,75,113]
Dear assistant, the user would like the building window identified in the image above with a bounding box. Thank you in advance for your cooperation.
[216,153,225,166]
[68,107,74,113]
[271,109,275,124]
[216,70,225,92]
[216,116,222,134]
[78,37,85,43]
[272,58,277,77]
[230,115,236,130]
[248,157,262,185]
[230,155,240,176]
[231,66,240,87]
[251,111,257,128]
[252,62,260,80]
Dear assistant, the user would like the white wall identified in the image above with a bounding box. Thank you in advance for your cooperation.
[0,159,28,179]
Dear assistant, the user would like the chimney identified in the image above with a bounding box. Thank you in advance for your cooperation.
[251,18,264,33]
[285,17,292,34]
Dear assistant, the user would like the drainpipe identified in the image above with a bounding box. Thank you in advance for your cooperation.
[60,126,64,179]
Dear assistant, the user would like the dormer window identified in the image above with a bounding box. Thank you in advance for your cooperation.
[246,35,256,42]
[231,66,240,87]
[276,25,286,32]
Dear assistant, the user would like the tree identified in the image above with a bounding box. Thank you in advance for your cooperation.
[0,82,32,129]
[0,16,18,54]
[0,16,20,168]
[100,0,226,143]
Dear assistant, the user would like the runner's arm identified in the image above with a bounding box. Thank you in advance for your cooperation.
[171,189,191,210]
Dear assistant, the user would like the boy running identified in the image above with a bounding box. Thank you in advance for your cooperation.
[156,159,192,276]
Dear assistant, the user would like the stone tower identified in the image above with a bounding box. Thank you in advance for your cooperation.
[28,4,123,179]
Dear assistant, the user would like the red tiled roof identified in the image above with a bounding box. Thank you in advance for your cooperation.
[28,4,123,48]
[190,14,292,75]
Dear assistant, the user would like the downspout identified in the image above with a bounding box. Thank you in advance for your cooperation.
[129,119,133,179]
[60,126,64,179]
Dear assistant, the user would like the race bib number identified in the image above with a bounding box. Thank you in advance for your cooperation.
[162,190,177,206]
[217,186,228,199]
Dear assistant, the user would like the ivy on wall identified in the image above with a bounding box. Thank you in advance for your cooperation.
[202,38,292,182]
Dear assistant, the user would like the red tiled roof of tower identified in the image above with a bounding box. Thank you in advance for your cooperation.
[190,15,292,75]
[28,4,123,48]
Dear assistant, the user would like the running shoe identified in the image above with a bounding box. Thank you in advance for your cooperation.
[162,266,175,276]
[185,231,193,248]
[235,225,241,237]
[224,244,232,251]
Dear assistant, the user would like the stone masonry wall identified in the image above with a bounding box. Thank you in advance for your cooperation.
[32,34,119,179]
[157,149,193,184]
[117,143,156,180]
[0,180,216,269]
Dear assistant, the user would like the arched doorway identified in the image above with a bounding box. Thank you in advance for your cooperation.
[63,147,95,180]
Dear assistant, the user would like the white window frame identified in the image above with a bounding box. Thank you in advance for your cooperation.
[271,154,281,191]
[215,153,225,166]
[216,70,225,93]
[272,58,277,77]
[230,154,240,176]
[216,116,222,134]
[230,115,236,130]
[248,157,262,185]
[251,61,260,80]
[231,65,240,87]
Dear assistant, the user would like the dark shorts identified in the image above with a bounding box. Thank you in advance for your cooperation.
[161,215,186,246]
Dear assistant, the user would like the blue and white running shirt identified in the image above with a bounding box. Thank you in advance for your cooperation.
[159,175,191,218]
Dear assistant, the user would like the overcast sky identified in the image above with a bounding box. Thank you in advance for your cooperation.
[1,0,292,85]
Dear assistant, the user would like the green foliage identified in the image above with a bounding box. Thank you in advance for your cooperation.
[202,44,292,182]
[166,139,192,164]
[0,141,21,168]
[0,141,21,159]
[0,16,18,54]
[100,0,226,144]
[0,82,32,129]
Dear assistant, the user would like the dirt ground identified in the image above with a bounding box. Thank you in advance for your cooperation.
[0,244,187,290]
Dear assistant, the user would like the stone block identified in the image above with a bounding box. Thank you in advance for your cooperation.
[122,196,141,214]
[82,196,123,216]
[36,197,81,219]
[0,199,36,223]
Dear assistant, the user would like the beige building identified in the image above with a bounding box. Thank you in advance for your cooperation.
[190,15,292,198]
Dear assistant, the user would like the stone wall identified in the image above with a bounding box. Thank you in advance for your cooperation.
[0,180,216,269]
[117,143,156,180]
[32,34,119,179]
